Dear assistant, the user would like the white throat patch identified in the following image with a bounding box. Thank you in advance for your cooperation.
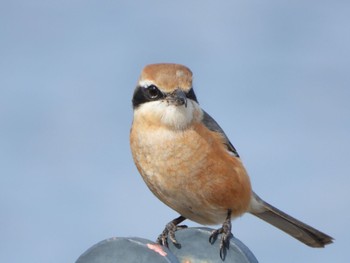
[135,100,202,130]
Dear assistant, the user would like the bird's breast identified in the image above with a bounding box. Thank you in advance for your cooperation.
[130,121,252,225]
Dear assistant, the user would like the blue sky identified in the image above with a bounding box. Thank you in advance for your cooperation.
[1,1,349,262]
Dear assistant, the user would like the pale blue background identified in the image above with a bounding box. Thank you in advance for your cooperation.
[1,1,349,262]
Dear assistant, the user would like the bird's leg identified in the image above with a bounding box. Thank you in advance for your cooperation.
[209,209,232,260]
[157,215,187,248]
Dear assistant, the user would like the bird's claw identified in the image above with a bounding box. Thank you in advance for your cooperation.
[209,210,233,260]
[157,216,187,248]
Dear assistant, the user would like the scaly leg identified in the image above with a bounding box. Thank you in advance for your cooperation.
[209,210,232,260]
[157,215,187,247]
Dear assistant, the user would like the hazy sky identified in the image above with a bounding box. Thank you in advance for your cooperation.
[1,1,349,262]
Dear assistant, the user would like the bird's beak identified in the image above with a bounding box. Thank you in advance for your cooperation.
[166,89,187,107]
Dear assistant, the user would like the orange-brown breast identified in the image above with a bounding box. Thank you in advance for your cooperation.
[130,120,252,225]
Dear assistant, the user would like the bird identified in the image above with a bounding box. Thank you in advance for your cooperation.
[129,63,333,259]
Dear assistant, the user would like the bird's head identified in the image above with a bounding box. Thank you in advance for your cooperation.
[132,63,203,130]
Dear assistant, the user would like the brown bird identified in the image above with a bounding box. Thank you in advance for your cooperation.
[129,63,333,259]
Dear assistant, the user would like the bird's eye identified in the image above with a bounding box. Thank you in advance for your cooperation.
[146,85,161,99]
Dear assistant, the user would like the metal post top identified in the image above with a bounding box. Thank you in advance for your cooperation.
[76,227,258,263]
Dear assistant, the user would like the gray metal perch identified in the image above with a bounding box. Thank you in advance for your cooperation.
[76,227,258,263]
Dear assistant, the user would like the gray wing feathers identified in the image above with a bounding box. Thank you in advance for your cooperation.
[202,111,240,157]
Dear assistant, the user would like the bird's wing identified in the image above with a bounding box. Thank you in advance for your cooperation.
[202,110,240,158]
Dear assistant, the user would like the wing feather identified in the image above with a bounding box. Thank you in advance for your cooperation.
[202,111,240,158]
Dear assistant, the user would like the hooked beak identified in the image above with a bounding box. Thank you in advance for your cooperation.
[166,89,187,107]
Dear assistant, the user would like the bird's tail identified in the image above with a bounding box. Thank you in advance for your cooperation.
[249,192,333,247]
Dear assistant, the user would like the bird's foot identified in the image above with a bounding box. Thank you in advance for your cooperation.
[157,216,187,248]
[209,210,233,260]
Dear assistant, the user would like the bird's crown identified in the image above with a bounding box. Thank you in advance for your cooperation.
[139,63,193,92]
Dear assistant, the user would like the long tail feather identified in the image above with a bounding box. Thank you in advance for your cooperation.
[249,193,333,247]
